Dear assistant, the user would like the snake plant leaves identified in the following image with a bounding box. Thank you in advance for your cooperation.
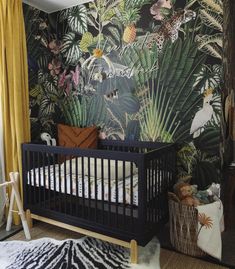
[87,95,108,126]
[61,32,82,65]
[68,5,87,34]
[61,96,87,127]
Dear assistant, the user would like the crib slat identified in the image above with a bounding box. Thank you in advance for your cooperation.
[47,153,51,210]
[32,152,36,205]
[42,153,46,209]
[147,160,150,222]
[157,158,160,222]
[88,157,91,220]
[38,152,41,206]
[53,153,56,210]
[108,159,111,226]
[94,158,97,222]
[130,162,134,229]
[115,160,118,228]
[69,158,73,215]
[154,159,158,223]
[75,157,79,217]
[27,151,31,205]
[82,157,85,218]
[101,158,104,224]
[64,157,67,214]
[160,157,163,219]
[122,161,126,228]
[58,160,62,213]
[151,159,154,223]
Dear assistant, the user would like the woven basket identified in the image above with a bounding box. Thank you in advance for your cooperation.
[168,192,206,257]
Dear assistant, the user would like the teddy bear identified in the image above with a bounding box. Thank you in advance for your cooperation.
[207,183,220,202]
[191,184,211,204]
[174,182,200,206]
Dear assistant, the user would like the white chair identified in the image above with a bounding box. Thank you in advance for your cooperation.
[0,172,31,240]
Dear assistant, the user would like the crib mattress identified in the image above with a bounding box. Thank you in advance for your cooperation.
[27,165,141,206]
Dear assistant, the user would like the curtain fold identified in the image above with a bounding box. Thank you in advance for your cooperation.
[0,0,30,224]
[0,101,5,227]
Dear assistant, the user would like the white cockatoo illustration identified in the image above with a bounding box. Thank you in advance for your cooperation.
[40,132,56,146]
[190,88,214,138]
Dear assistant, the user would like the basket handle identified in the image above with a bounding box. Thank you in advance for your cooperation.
[168,192,181,203]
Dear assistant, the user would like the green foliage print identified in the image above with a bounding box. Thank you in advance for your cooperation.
[24,0,223,188]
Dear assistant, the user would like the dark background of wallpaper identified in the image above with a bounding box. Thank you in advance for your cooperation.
[23,0,223,189]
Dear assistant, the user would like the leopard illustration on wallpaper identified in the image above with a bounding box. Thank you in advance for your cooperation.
[24,0,223,189]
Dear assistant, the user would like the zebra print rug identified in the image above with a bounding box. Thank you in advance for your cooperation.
[0,237,160,269]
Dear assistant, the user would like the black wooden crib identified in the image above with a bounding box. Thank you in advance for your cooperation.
[22,139,176,259]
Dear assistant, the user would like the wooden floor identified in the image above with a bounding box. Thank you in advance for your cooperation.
[6,221,228,269]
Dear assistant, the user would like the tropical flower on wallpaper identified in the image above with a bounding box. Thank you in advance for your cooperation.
[24,0,223,189]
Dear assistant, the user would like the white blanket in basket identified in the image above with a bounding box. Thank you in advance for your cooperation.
[197,200,224,260]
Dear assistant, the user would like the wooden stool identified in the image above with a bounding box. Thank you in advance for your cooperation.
[0,172,31,240]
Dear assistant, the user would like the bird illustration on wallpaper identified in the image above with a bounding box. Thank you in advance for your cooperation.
[190,88,214,138]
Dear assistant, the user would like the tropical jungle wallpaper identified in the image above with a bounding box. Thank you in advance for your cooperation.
[23,0,223,189]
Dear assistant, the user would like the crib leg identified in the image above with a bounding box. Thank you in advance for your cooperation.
[26,209,33,229]
[130,240,138,264]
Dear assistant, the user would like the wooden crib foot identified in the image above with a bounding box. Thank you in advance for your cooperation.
[130,239,138,264]
[26,209,33,229]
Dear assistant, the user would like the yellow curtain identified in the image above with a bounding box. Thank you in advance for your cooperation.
[0,0,30,224]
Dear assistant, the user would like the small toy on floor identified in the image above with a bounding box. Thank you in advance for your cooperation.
[174,182,200,206]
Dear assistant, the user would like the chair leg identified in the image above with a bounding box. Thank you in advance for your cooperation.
[6,186,15,232]
[130,239,138,264]
[26,209,33,229]
[10,172,31,240]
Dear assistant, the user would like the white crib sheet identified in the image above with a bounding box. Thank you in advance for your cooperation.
[27,165,140,205]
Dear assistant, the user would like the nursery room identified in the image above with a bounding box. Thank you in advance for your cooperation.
[0,0,234,268]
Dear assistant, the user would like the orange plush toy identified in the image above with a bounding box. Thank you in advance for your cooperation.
[174,182,200,206]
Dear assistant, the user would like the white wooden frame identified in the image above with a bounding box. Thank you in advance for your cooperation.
[0,172,31,240]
